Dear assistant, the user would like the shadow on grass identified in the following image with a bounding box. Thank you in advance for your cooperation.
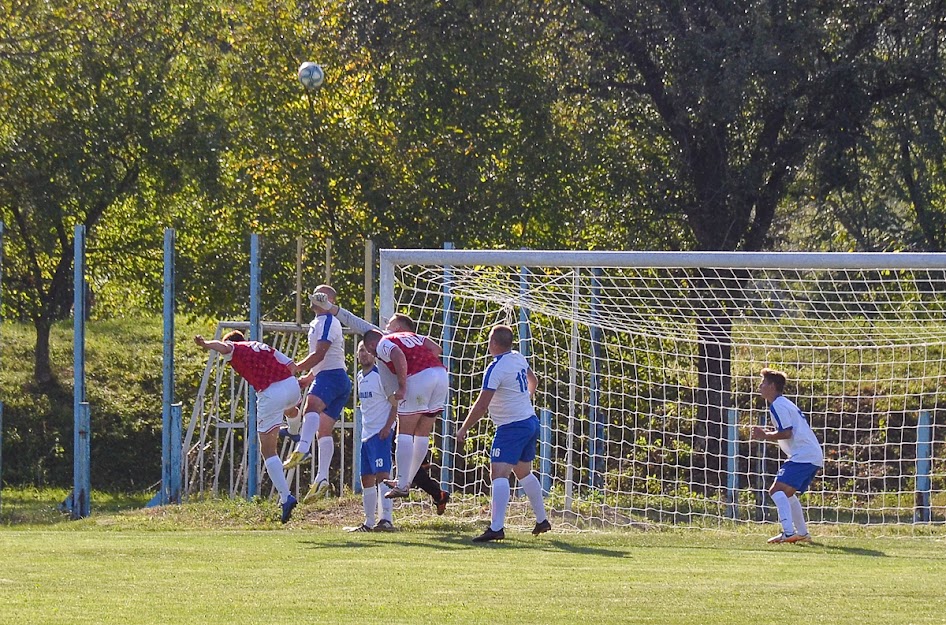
[299,531,632,558]
[808,542,887,557]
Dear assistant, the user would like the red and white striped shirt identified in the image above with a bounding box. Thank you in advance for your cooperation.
[224,341,294,392]
[376,332,445,376]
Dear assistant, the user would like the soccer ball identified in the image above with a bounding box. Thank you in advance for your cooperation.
[297,62,324,90]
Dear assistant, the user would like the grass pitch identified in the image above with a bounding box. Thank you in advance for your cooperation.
[1,489,945,625]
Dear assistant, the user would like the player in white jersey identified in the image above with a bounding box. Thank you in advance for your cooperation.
[457,325,551,543]
[346,341,398,532]
[751,367,824,544]
[283,284,353,503]
[310,294,451,511]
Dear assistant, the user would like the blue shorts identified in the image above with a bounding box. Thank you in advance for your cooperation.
[775,461,820,494]
[360,433,393,476]
[490,415,539,465]
[309,368,352,420]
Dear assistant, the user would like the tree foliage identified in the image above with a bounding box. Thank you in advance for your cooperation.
[570,0,946,251]
[1,0,946,388]
[0,0,227,381]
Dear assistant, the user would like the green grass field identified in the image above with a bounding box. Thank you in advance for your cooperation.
[1,489,945,624]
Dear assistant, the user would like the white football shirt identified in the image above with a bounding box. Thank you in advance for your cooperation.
[357,366,391,441]
[768,395,824,466]
[307,313,346,374]
[482,350,535,427]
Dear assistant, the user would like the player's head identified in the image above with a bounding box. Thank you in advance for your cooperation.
[356,340,376,368]
[488,325,514,355]
[363,329,383,355]
[309,284,336,311]
[385,312,416,333]
[759,367,787,401]
[222,330,245,342]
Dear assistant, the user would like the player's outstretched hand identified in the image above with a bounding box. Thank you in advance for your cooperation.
[309,291,333,311]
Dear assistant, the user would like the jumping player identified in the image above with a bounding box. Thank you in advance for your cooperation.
[361,327,448,498]
[283,285,352,503]
[195,331,301,523]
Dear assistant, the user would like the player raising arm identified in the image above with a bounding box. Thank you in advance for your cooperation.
[283,285,353,503]
[457,325,551,542]
[195,331,301,523]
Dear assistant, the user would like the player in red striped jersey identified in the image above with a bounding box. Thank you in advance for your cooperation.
[362,328,448,498]
[195,330,302,523]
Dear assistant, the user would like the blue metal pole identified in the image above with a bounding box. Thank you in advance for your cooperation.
[726,408,738,519]
[161,228,179,504]
[518,264,532,358]
[247,234,260,499]
[0,402,3,514]
[915,410,932,523]
[440,242,455,491]
[589,268,604,490]
[539,408,552,495]
[72,225,90,519]
[170,403,182,502]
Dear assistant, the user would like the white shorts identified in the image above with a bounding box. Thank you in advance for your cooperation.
[256,376,302,433]
[399,367,448,416]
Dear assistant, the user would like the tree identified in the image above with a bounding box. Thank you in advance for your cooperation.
[0,0,227,382]
[567,0,946,483]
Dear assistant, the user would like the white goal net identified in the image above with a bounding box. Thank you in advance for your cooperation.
[382,249,946,528]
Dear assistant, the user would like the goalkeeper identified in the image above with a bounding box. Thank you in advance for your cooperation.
[751,367,824,544]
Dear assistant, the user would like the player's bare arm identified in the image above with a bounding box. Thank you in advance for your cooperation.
[194,335,233,355]
[457,389,496,446]
[389,346,408,400]
[527,368,538,397]
[295,339,330,372]
[379,401,397,439]
[750,426,793,442]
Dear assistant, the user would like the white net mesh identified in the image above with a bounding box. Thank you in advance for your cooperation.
[386,252,946,528]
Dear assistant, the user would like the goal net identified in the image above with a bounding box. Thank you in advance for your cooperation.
[382,249,946,529]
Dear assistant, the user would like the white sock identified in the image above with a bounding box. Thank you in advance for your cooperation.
[378,482,394,522]
[363,485,378,527]
[315,436,334,484]
[771,490,794,535]
[296,412,319,455]
[264,455,291,504]
[408,436,430,484]
[395,435,414,489]
[519,473,547,523]
[789,495,808,536]
[491,477,510,532]
[286,413,302,435]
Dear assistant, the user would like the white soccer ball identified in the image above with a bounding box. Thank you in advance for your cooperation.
[297,62,325,90]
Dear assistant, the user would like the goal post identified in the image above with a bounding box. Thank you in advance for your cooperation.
[381,249,946,528]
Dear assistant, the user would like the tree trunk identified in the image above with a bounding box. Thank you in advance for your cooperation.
[33,314,55,384]
[695,310,732,496]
